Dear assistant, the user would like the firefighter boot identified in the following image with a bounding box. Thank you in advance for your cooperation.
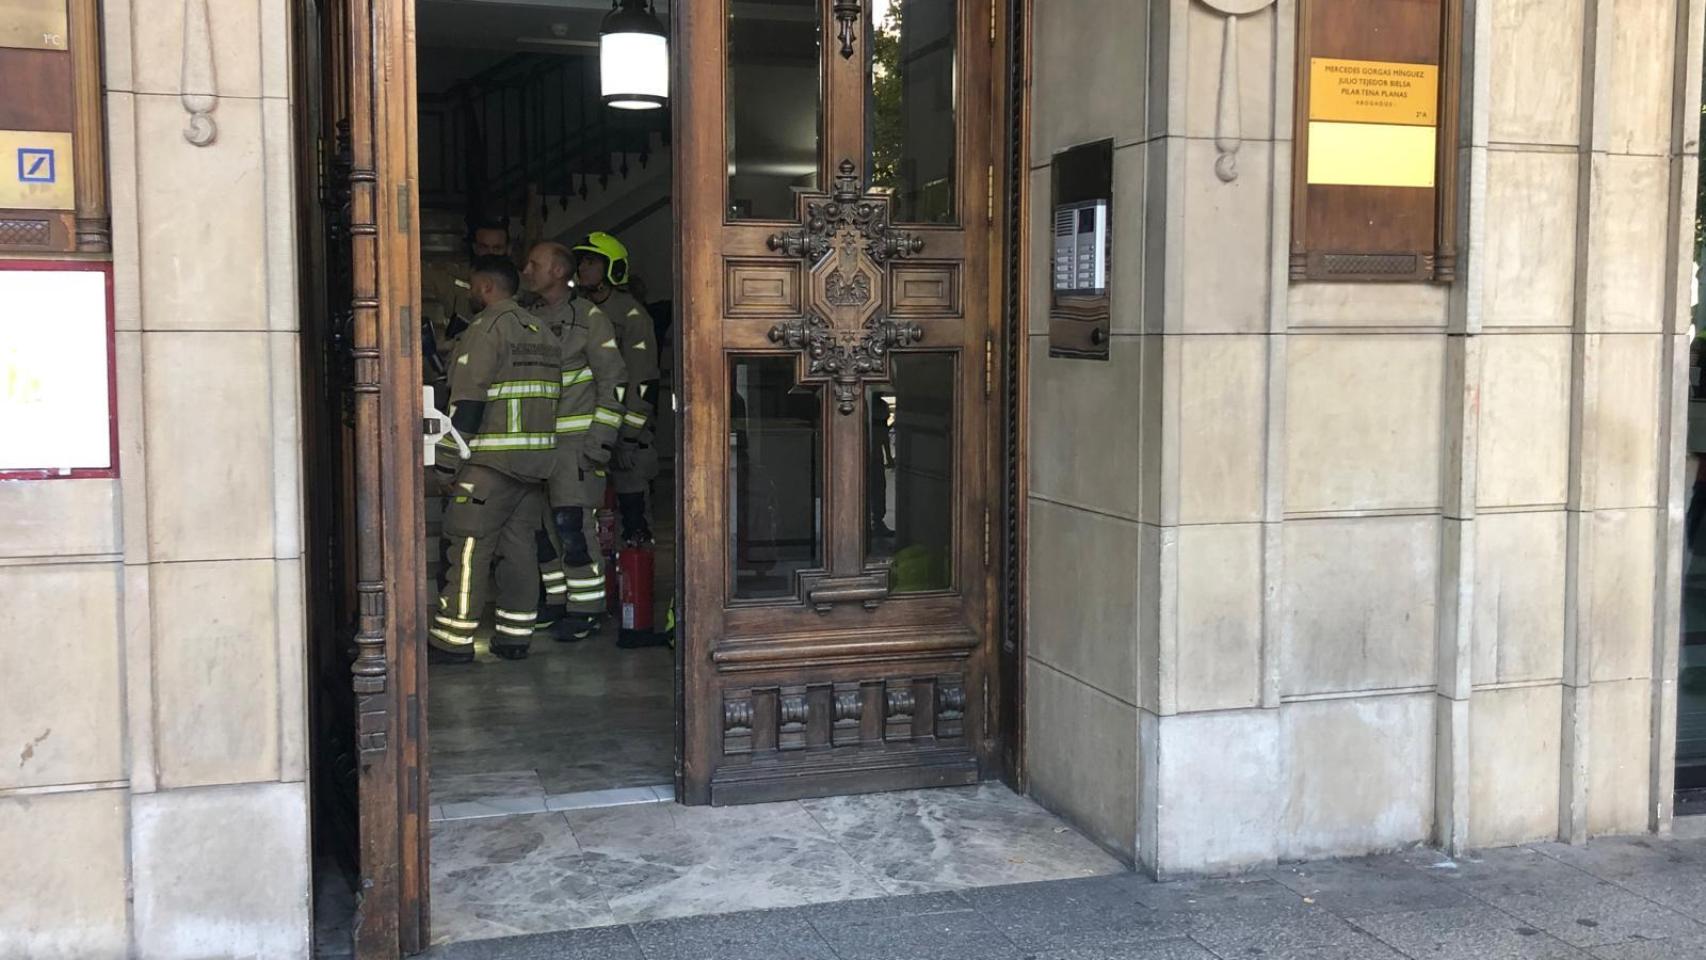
[557,612,601,642]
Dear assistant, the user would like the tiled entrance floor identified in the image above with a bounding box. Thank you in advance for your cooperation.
[427,617,676,818]
[428,784,1125,946]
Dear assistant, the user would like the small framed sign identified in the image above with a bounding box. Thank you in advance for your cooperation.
[1290,0,1461,282]
[0,258,116,479]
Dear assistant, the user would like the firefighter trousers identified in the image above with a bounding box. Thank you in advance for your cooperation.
[537,456,609,628]
[536,509,605,620]
[430,463,545,657]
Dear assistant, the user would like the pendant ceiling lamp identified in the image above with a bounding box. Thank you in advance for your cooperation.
[600,0,669,110]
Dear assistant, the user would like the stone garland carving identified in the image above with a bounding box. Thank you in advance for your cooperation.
[1198,0,1275,182]
[181,0,217,146]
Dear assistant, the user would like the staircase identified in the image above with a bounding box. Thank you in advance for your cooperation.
[420,52,671,241]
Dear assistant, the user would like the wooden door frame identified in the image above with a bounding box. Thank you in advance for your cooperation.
[996,0,1032,791]
[303,0,1031,950]
[304,0,428,954]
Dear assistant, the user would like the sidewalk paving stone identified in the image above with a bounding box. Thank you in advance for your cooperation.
[808,909,1023,960]
[961,875,1183,950]
[1268,854,1475,917]
[412,833,1706,960]
[1354,903,1595,959]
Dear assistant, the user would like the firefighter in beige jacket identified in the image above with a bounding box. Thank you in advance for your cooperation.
[428,257,562,663]
[571,232,661,544]
[520,241,628,641]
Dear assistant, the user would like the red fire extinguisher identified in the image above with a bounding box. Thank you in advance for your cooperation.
[619,545,655,636]
[599,485,620,616]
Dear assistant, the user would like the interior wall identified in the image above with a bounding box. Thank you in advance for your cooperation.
[0,0,312,956]
[1022,0,1705,875]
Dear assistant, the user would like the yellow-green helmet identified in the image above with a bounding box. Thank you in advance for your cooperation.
[572,231,631,287]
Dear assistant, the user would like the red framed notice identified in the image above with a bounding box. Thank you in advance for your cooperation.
[0,258,117,479]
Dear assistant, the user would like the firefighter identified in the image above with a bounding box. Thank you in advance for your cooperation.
[422,220,511,371]
[428,256,562,664]
[572,231,660,544]
[520,241,628,642]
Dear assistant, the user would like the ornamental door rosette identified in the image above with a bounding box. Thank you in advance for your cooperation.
[767,159,925,415]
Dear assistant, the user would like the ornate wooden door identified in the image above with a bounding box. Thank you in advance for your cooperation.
[678,0,1004,803]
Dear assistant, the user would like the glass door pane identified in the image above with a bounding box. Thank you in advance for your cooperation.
[730,356,824,600]
[867,0,958,223]
[727,0,822,220]
[866,353,955,592]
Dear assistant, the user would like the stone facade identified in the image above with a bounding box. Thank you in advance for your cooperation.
[3,0,1701,955]
[1025,0,1706,875]
[0,0,311,956]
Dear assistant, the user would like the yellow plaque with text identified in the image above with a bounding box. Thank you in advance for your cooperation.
[0,0,69,51]
[0,130,75,210]
[1310,57,1438,126]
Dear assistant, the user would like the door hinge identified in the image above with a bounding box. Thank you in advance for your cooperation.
[984,336,994,397]
[983,507,991,568]
[983,675,992,739]
[401,305,414,358]
[397,184,411,233]
[986,165,995,221]
[989,3,997,43]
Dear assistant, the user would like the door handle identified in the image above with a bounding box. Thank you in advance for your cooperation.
[803,571,891,613]
[422,385,468,467]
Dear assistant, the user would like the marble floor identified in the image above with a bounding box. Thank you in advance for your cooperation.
[427,479,678,818]
[427,633,675,819]
[420,479,1122,949]
[428,783,1127,947]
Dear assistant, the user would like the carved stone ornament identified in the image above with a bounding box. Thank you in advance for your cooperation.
[767,159,925,416]
[180,0,218,146]
[1197,0,1276,182]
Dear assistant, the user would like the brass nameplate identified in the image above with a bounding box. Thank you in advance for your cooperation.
[1309,58,1438,126]
[1306,58,1439,189]
[0,0,69,51]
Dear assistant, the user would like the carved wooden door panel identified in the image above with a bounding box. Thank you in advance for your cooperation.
[678,0,1001,803]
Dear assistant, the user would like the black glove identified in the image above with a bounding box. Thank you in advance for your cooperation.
[431,459,458,495]
[614,439,639,471]
[582,442,613,473]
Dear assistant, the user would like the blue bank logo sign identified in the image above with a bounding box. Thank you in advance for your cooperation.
[0,131,74,210]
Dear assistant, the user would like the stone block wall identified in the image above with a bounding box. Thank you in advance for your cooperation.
[0,0,312,956]
[1025,0,1705,874]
